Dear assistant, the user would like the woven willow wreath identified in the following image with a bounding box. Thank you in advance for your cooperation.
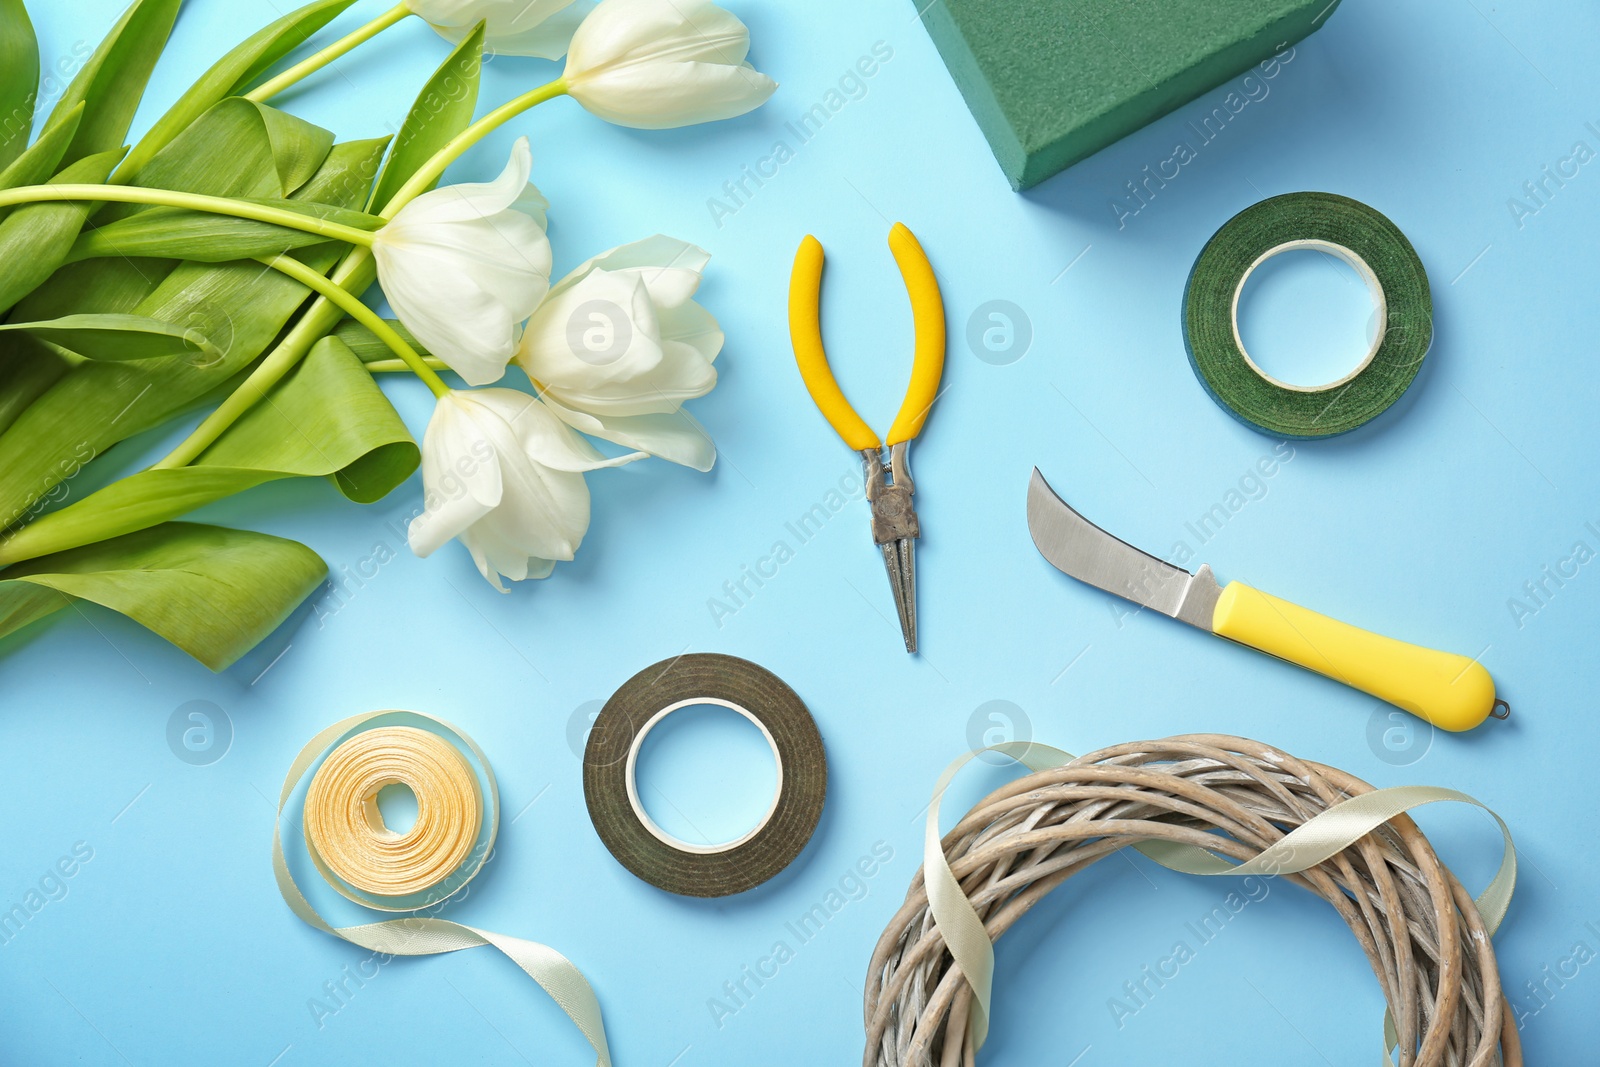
[864,735,1519,1067]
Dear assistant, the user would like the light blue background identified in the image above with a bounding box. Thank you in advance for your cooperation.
[3,0,1598,1063]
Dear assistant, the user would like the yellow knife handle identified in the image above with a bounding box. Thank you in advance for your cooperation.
[789,234,881,451]
[1212,582,1498,732]
[885,222,946,447]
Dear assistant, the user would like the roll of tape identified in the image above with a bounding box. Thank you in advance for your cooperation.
[584,654,827,897]
[275,711,612,1065]
[1183,192,1432,439]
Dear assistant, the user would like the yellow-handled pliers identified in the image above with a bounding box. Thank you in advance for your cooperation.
[788,223,946,654]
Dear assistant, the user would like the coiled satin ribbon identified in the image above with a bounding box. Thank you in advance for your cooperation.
[922,741,1516,1065]
[274,711,611,1065]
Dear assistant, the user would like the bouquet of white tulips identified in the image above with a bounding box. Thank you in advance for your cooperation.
[0,0,775,668]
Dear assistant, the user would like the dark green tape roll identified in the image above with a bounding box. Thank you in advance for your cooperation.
[1183,192,1432,439]
[583,654,826,898]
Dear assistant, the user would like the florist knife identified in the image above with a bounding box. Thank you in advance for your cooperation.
[1026,469,1508,732]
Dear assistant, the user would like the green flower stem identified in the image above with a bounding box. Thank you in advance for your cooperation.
[380,78,568,219]
[151,77,571,467]
[0,184,378,246]
[365,357,451,374]
[246,3,415,103]
[259,253,449,397]
[154,249,376,469]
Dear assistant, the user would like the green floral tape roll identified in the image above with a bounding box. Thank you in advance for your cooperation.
[583,654,827,898]
[1183,192,1432,439]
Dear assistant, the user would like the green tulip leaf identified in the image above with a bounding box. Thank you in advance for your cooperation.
[0,148,124,315]
[0,313,220,361]
[127,97,336,206]
[0,136,390,527]
[0,522,327,671]
[47,0,182,169]
[369,23,485,213]
[9,255,177,325]
[67,199,383,265]
[0,333,77,441]
[0,102,85,223]
[334,317,430,363]
[0,0,39,172]
[26,97,343,309]
[190,333,417,504]
[116,0,361,183]
[0,336,417,567]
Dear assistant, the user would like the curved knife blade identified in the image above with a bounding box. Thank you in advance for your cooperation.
[1026,469,1222,630]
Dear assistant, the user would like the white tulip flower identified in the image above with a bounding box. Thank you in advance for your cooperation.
[372,138,552,387]
[562,0,777,129]
[405,0,594,59]
[407,389,642,590]
[516,236,722,471]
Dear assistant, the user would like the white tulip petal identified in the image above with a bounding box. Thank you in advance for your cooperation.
[542,393,716,471]
[430,394,506,507]
[409,0,585,55]
[568,0,750,69]
[515,231,724,424]
[468,388,645,472]
[396,138,534,224]
[570,61,777,130]
[456,530,509,592]
[374,140,552,386]
[548,235,709,305]
[375,260,520,385]
[575,339,714,413]
[657,299,724,364]
[409,492,492,559]
[393,215,551,313]
[460,527,557,591]
[566,339,715,414]
[521,271,665,385]
[490,0,594,57]
[513,183,550,229]
[479,457,589,561]
[649,337,718,397]
[407,388,632,589]
[520,275,719,413]
[633,270,703,311]
[410,0,593,58]
[408,395,505,558]
[582,235,710,279]
[563,0,776,129]
[385,229,550,304]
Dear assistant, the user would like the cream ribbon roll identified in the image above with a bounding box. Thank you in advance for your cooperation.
[275,710,611,1066]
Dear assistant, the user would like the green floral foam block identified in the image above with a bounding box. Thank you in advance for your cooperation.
[918,0,1342,189]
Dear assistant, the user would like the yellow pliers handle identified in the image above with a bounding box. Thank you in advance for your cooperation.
[788,223,946,450]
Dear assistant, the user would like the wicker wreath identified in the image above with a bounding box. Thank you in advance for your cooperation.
[864,735,1518,1067]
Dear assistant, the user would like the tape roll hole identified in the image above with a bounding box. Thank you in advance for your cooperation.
[626,699,782,856]
[1232,240,1387,393]
[371,782,420,836]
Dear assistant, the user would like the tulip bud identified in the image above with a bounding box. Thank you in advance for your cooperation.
[518,236,722,470]
[563,0,777,129]
[372,138,552,386]
[408,389,643,589]
[406,0,592,58]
